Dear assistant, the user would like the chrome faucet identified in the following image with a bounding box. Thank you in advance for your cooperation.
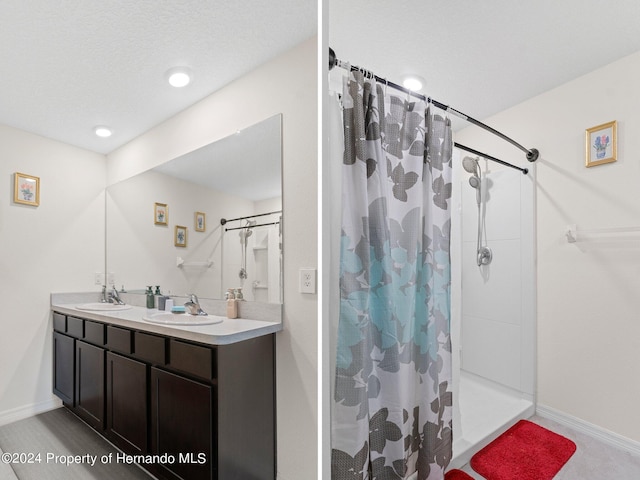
[185,294,207,316]
[109,287,125,305]
[102,285,125,305]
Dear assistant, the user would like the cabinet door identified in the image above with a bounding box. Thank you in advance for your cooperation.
[106,352,147,455]
[75,340,105,430]
[150,367,213,480]
[53,332,74,405]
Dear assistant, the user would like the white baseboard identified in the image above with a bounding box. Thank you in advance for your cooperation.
[0,398,62,427]
[536,404,640,457]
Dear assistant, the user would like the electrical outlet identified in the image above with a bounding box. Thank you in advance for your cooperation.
[108,272,115,285]
[299,268,316,294]
[94,272,103,285]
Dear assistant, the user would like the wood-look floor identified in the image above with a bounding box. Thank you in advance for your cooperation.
[2,408,640,479]
[0,408,154,480]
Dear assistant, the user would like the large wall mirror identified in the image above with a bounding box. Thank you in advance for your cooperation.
[106,114,283,304]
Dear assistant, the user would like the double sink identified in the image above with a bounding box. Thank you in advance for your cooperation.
[75,303,224,326]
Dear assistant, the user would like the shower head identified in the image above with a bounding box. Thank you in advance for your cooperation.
[239,219,257,240]
[462,156,479,175]
[463,156,481,205]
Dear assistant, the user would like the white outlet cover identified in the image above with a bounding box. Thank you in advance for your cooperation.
[299,268,316,294]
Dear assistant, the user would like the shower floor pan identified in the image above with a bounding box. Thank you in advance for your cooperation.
[450,371,535,470]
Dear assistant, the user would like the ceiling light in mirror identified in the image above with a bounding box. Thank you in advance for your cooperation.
[166,67,192,87]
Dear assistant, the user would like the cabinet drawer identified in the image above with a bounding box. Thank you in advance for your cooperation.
[53,312,66,332]
[67,317,84,338]
[106,326,132,354]
[168,340,214,381]
[134,332,166,365]
[84,321,105,346]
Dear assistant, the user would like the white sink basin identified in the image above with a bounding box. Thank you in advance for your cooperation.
[76,303,132,312]
[143,312,224,326]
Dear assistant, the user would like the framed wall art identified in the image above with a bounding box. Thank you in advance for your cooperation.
[154,202,168,225]
[195,211,206,232]
[174,225,187,247]
[586,120,617,167]
[14,172,40,206]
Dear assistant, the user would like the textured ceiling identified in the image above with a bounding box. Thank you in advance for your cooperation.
[0,1,316,154]
[4,2,640,158]
[329,1,640,139]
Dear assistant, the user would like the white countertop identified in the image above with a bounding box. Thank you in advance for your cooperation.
[51,303,282,346]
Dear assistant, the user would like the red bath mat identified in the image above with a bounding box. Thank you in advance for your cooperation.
[445,469,474,480]
[470,420,576,480]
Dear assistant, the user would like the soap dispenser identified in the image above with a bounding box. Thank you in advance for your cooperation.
[226,290,238,319]
[146,286,155,309]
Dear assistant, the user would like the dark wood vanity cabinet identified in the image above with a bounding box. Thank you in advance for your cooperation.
[51,311,276,480]
[52,331,74,405]
[106,352,148,455]
[75,340,105,430]
[150,367,213,480]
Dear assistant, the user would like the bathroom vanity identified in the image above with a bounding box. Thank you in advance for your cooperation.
[51,300,281,480]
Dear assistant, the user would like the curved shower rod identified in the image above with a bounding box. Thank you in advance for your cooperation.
[224,221,280,232]
[329,47,540,169]
[456,144,528,175]
[220,210,282,226]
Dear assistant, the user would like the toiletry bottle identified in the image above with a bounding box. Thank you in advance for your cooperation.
[154,286,165,310]
[234,288,244,301]
[225,288,235,301]
[226,296,238,319]
[164,298,174,311]
[146,286,155,309]
[158,295,166,311]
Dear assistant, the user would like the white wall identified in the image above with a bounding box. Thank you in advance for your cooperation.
[107,169,254,299]
[458,167,535,396]
[107,37,318,479]
[0,124,106,422]
[455,49,640,442]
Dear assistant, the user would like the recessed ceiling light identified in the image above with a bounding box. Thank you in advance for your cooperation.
[402,75,425,91]
[94,126,112,138]
[166,67,192,88]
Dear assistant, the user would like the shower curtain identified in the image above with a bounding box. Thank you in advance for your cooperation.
[332,71,453,480]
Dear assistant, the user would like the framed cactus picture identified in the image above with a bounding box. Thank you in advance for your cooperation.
[13,172,40,206]
[586,120,617,167]
[174,225,187,247]
[195,211,206,232]
[154,202,168,225]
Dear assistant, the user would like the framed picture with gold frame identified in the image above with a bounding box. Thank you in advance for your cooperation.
[175,225,187,247]
[154,202,168,225]
[586,120,617,167]
[195,211,206,232]
[14,172,40,206]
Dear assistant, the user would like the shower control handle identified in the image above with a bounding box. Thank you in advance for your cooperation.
[477,246,493,266]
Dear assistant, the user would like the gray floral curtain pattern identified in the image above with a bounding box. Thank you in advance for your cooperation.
[332,71,453,480]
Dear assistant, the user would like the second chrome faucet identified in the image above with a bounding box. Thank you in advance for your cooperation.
[185,294,208,316]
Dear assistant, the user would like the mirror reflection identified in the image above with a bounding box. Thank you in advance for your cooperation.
[106,114,283,303]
